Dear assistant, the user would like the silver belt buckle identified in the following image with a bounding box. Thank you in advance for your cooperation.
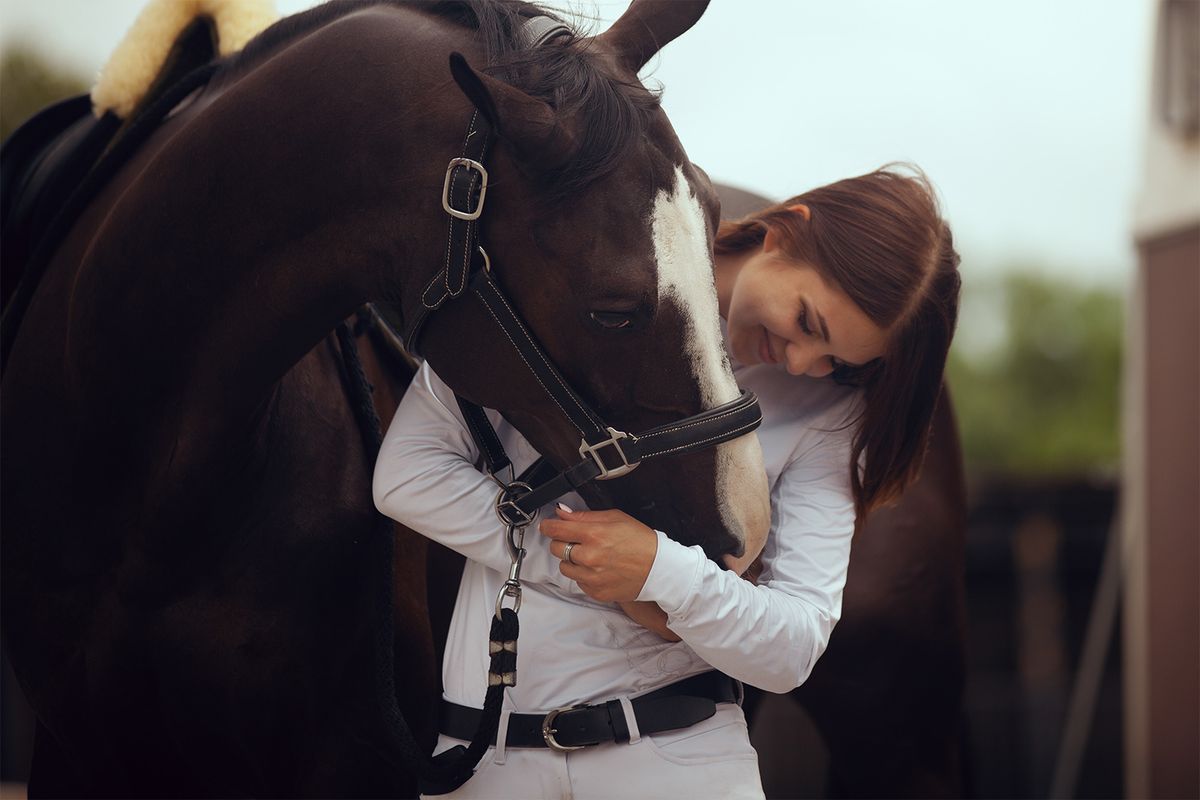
[542,705,587,752]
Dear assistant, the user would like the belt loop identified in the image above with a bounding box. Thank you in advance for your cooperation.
[617,696,641,744]
[494,708,511,764]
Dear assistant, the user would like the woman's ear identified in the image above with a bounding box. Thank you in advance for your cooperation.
[762,227,781,254]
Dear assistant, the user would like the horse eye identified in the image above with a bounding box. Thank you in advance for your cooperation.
[589,311,634,330]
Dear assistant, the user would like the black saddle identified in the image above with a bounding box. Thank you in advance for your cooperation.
[0,16,222,369]
[1,94,120,309]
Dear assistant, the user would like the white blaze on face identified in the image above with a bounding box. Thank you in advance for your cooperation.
[650,166,770,559]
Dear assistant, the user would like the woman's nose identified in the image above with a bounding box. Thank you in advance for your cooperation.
[784,342,834,378]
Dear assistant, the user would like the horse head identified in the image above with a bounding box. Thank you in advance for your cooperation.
[414,0,770,565]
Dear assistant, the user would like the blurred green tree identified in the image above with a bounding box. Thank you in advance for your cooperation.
[947,271,1122,478]
[1,42,89,141]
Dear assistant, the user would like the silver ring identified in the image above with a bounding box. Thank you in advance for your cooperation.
[563,541,578,565]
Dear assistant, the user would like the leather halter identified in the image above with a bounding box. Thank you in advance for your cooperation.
[405,95,764,526]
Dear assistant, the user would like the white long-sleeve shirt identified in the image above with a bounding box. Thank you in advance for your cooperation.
[373,332,860,709]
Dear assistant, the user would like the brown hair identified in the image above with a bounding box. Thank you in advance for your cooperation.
[715,165,962,517]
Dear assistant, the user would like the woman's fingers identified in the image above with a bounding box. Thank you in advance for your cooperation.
[548,538,595,567]
[539,518,598,543]
[538,504,655,603]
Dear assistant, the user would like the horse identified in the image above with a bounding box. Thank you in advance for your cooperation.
[0,1,774,795]
[717,187,969,797]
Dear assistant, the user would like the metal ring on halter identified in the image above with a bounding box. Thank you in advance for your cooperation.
[494,480,535,528]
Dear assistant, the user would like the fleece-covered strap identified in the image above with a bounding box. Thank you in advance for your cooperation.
[93,0,278,118]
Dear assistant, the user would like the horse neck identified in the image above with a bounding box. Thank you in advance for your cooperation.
[67,7,485,426]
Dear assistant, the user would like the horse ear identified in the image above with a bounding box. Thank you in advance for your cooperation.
[448,52,574,169]
[598,0,711,74]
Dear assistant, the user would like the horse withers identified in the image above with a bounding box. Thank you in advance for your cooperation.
[0,1,769,795]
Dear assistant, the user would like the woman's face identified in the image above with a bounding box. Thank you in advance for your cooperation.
[725,233,888,377]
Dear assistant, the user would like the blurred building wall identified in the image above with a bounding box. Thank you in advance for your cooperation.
[1124,1,1200,797]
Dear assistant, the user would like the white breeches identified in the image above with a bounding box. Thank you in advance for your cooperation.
[423,704,765,800]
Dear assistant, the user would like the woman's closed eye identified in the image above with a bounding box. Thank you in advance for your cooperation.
[797,304,817,338]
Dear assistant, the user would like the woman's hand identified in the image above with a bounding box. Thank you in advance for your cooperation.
[538,504,657,603]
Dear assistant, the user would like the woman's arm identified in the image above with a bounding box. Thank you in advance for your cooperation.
[372,362,573,589]
[618,556,764,642]
[541,432,855,693]
[617,601,681,641]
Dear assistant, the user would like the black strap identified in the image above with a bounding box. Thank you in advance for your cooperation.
[335,320,525,793]
[469,269,608,438]
[404,111,493,354]
[418,608,520,795]
[463,386,762,523]
[425,111,490,309]
[627,387,764,460]
[439,671,741,750]
[456,395,511,478]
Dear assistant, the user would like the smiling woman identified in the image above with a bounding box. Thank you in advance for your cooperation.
[716,241,889,375]
[376,157,962,799]
[715,164,962,516]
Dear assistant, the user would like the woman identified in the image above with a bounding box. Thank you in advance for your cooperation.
[374,165,961,798]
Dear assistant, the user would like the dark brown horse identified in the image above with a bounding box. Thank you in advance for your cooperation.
[719,186,969,798]
[1,1,773,795]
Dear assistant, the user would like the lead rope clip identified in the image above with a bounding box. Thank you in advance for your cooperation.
[493,481,534,620]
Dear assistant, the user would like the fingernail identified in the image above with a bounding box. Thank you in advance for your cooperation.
[557,503,573,513]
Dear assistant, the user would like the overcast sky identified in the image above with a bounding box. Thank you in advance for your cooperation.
[1,0,1154,287]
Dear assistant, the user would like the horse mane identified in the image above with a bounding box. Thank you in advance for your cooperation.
[216,0,662,199]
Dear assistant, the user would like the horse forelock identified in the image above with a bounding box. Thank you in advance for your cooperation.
[213,0,660,202]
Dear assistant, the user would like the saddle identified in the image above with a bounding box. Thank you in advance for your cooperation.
[1,95,117,309]
[1,0,277,362]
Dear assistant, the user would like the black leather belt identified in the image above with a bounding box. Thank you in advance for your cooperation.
[440,671,742,751]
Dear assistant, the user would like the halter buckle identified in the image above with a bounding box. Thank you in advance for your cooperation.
[542,706,589,752]
[579,428,640,480]
[442,157,489,221]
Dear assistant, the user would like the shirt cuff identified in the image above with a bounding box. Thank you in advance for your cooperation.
[635,529,706,614]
